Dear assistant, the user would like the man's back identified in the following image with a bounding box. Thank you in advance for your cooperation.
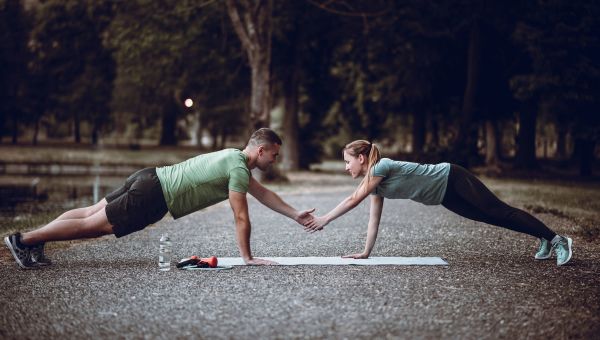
[156,149,250,219]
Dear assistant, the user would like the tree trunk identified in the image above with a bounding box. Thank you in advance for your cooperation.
[282,92,300,171]
[454,20,482,162]
[0,110,4,144]
[227,0,279,182]
[91,125,99,146]
[515,101,538,169]
[429,113,439,150]
[572,138,595,177]
[195,111,202,148]
[11,109,18,144]
[555,123,568,160]
[226,0,273,131]
[484,120,498,166]
[160,99,178,146]
[33,116,40,146]
[281,25,301,171]
[412,111,426,155]
[250,59,271,129]
[219,129,227,150]
[74,111,81,144]
[211,127,219,151]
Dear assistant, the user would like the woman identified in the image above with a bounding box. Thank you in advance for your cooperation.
[303,140,573,266]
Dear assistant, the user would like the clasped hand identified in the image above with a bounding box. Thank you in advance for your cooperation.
[302,215,328,233]
[293,208,327,232]
[294,208,315,225]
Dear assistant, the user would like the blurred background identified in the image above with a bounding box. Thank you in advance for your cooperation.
[1,0,599,233]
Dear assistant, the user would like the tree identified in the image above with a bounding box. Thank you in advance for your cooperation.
[444,0,528,167]
[225,0,273,132]
[271,0,302,170]
[512,0,600,174]
[0,0,29,144]
[285,3,342,169]
[382,0,464,157]
[273,1,389,168]
[108,1,248,147]
[271,0,344,170]
[108,0,190,146]
[28,0,115,144]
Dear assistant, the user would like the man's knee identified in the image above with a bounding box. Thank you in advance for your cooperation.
[85,199,108,217]
[82,211,114,236]
[98,222,115,235]
[80,221,111,236]
[82,207,95,218]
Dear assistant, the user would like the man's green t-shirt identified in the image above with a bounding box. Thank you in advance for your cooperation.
[155,149,250,219]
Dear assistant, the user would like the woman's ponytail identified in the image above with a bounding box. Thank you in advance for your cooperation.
[366,143,381,184]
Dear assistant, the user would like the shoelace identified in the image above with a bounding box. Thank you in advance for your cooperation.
[538,240,549,253]
[30,244,46,260]
[555,242,566,256]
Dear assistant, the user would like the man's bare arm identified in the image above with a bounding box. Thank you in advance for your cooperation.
[228,190,252,262]
[247,177,314,224]
[229,190,277,265]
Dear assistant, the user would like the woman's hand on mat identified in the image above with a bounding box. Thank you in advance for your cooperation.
[342,252,369,259]
[294,208,316,225]
[245,258,278,266]
[303,216,328,233]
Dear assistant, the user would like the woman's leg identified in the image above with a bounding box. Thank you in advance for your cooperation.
[442,165,556,241]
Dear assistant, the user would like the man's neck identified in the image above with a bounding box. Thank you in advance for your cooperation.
[242,148,256,169]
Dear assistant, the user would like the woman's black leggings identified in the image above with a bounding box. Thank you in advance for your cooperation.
[441,164,556,241]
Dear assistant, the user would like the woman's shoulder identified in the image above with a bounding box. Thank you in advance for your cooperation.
[378,158,407,167]
[373,157,392,168]
[378,157,394,164]
[371,158,392,176]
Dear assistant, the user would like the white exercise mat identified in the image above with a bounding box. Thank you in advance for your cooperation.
[217,257,448,266]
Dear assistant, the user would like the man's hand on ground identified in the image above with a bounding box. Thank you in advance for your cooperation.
[342,252,369,259]
[245,257,278,265]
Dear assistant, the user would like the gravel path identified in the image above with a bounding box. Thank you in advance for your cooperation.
[1,185,599,339]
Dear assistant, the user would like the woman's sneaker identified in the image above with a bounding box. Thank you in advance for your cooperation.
[30,243,52,266]
[534,238,553,260]
[4,233,36,269]
[551,235,573,266]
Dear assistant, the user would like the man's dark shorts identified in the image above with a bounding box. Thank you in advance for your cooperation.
[105,168,168,238]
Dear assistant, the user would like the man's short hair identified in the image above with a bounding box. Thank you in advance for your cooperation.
[248,128,282,147]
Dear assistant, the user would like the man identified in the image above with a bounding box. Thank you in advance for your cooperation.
[5,128,314,268]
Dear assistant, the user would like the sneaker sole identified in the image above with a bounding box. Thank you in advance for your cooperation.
[4,236,34,270]
[32,260,52,267]
[557,237,573,266]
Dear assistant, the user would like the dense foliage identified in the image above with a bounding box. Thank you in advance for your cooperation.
[1,0,598,174]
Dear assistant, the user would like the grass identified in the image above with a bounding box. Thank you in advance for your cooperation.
[4,210,64,236]
[483,177,600,239]
[0,144,200,166]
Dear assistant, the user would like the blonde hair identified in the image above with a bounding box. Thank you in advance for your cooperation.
[344,140,381,197]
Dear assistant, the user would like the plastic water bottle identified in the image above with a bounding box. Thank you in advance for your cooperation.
[159,233,172,271]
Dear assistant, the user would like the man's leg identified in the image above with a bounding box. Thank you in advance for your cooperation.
[20,207,114,246]
[53,198,108,221]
